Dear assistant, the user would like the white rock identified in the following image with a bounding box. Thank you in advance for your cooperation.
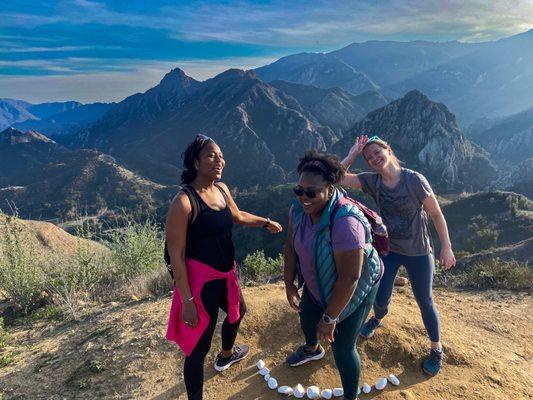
[321,388,333,399]
[256,359,265,369]
[333,387,344,397]
[362,383,371,393]
[375,377,387,390]
[268,377,278,390]
[387,374,400,386]
[263,374,270,381]
[307,386,320,399]
[294,384,305,398]
[259,367,270,376]
[278,386,294,395]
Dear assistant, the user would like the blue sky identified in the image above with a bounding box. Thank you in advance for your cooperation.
[1,0,532,103]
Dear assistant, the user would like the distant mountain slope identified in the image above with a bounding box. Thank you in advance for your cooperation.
[442,191,533,251]
[466,106,533,165]
[270,80,388,133]
[255,52,378,95]
[0,127,70,186]
[333,91,497,190]
[0,148,167,220]
[330,40,477,86]
[493,158,533,199]
[13,102,114,137]
[0,99,37,130]
[77,68,336,187]
[386,29,533,124]
[27,101,81,119]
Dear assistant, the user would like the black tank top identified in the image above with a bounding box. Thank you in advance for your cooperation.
[185,184,235,272]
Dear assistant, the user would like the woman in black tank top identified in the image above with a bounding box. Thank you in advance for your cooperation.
[165,134,282,400]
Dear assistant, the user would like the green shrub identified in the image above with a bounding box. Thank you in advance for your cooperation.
[0,317,8,350]
[455,258,532,290]
[0,212,45,314]
[465,215,499,252]
[240,251,283,284]
[108,218,164,279]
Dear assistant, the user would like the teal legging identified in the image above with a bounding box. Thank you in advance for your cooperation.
[299,284,379,400]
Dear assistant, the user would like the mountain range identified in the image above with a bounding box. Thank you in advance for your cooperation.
[256,29,533,126]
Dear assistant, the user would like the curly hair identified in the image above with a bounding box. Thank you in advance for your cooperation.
[181,134,216,184]
[296,149,345,184]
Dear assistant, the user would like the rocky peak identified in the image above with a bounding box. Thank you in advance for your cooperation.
[157,68,200,93]
[0,127,54,145]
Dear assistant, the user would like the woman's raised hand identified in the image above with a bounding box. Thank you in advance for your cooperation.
[346,135,369,163]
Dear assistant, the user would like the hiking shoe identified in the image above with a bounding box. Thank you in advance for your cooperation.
[214,344,249,372]
[422,348,444,376]
[359,316,381,339]
[286,344,325,367]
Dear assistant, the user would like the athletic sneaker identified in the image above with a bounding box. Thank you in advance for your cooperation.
[214,344,249,372]
[286,344,325,367]
[422,348,444,376]
[359,316,381,339]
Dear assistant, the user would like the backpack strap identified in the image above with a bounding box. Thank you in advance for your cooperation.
[180,184,200,224]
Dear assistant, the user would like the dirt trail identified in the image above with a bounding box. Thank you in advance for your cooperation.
[1,284,531,399]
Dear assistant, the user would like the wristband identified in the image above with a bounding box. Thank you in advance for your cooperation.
[183,296,194,304]
[262,217,271,228]
[322,313,338,324]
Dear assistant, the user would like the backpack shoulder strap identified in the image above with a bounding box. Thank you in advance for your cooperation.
[180,184,199,224]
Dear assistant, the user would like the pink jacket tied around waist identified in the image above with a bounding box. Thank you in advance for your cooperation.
[166,258,241,356]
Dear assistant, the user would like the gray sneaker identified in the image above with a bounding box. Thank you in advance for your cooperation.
[286,344,325,367]
[359,316,381,339]
[214,344,249,372]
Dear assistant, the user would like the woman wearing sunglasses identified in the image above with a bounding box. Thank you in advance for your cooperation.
[165,134,282,400]
[284,150,382,400]
[341,135,456,376]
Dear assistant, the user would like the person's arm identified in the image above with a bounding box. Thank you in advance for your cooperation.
[341,135,368,170]
[423,194,456,270]
[217,182,282,233]
[283,218,300,312]
[165,193,198,327]
[316,248,364,343]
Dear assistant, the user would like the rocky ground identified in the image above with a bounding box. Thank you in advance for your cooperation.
[1,283,531,399]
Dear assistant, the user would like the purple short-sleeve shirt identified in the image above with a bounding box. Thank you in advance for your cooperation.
[292,210,366,305]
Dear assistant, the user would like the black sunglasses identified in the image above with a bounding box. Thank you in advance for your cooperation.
[293,187,322,198]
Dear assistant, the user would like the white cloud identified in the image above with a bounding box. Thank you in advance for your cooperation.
[0,56,278,103]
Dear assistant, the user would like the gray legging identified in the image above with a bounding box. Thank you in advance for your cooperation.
[299,284,379,400]
[374,251,440,342]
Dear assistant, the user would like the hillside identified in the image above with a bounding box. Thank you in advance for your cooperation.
[0,284,531,399]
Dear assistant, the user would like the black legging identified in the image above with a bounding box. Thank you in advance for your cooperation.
[184,278,247,400]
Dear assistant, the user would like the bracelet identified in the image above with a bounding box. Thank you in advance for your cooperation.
[262,217,271,228]
[183,296,194,304]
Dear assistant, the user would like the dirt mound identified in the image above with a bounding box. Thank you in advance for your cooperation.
[0,215,107,260]
[1,284,531,399]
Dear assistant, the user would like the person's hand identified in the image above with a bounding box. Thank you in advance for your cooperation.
[182,300,199,328]
[317,319,335,344]
[285,283,301,312]
[346,135,369,163]
[267,220,283,234]
[439,246,456,271]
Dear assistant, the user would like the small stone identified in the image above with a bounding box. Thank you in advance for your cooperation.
[394,277,409,286]
[362,383,371,393]
[278,386,294,395]
[256,359,265,369]
[268,377,278,389]
[376,377,387,390]
[259,367,270,376]
[307,386,320,399]
[333,387,344,397]
[387,374,400,386]
[294,384,305,398]
[321,388,333,399]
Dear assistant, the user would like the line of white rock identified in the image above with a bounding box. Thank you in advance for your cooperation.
[256,359,400,398]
